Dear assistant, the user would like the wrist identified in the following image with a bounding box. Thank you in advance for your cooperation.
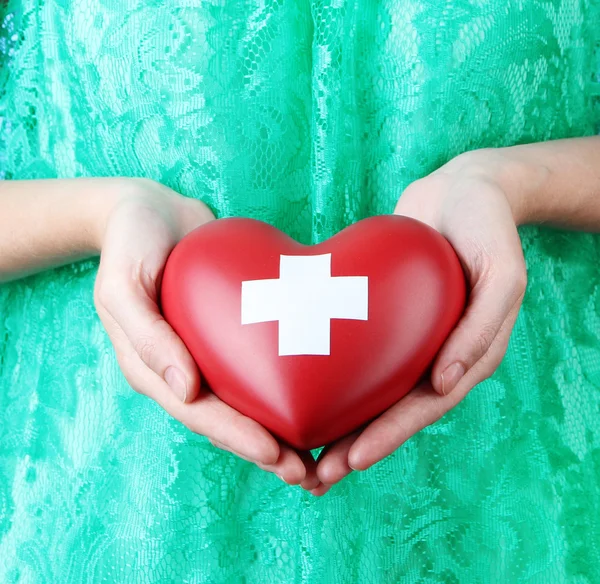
[436,148,549,226]
[87,177,154,252]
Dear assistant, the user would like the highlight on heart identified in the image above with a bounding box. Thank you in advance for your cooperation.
[160,215,467,450]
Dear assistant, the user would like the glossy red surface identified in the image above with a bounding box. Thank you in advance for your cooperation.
[161,215,466,450]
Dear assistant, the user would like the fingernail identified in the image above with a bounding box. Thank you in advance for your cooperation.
[165,366,187,402]
[440,362,466,395]
[348,457,362,471]
[309,485,328,496]
[276,473,287,483]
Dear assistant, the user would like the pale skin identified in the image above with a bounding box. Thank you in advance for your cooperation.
[1,137,600,496]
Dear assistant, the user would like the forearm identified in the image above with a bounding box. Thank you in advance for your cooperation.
[444,136,600,229]
[0,178,122,283]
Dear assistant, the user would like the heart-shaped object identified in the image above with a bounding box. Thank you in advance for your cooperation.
[161,215,466,450]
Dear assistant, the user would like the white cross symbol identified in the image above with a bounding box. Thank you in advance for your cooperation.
[241,254,368,356]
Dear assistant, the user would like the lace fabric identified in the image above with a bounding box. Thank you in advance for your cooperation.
[1,0,600,582]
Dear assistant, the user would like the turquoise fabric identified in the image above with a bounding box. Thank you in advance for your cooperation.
[1,1,600,581]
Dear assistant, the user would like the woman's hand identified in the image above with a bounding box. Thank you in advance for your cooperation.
[313,151,530,493]
[3,138,595,496]
[312,137,600,494]
[94,179,321,489]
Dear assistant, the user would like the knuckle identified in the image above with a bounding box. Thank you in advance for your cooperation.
[476,262,527,315]
[95,260,157,311]
[95,270,137,312]
[133,336,157,368]
[413,408,433,432]
[414,395,445,430]
[493,258,527,296]
[464,240,494,281]
[473,321,500,360]
[130,259,159,299]
[94,277,116,309]
[399,179,423,200]
[512,264,528,296]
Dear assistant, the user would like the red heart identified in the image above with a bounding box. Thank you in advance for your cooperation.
[161,215,466,450]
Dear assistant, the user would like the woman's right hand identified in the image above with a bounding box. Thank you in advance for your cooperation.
[94,179,321,490]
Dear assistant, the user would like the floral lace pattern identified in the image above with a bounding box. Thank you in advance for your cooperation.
[1,0,600,581]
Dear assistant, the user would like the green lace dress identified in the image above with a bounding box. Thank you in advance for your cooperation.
[1,1,600,582]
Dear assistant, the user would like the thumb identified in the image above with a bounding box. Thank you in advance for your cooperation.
[431,264,526,396]
[96,279,201,403]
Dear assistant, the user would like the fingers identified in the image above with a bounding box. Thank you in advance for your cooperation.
[255,446,320,490]
[97,310,281,465]
[101,278,333,494]
[451,296,523,394]
[347,301,524,472]
[174,393,280,464]
[210,436,325,493]
[257,444,310,486]
[297,450,321,491]
[315,429,361,485]
[315,272,525,484]
[347,382,449,471]
[431,256,526,396]
[95,272,201,403]
[308,483,333,496]
[211,439,314,488]
[211,439,331,494]
[93,192,210,405]
[208,439,259,463]
[313,385,454,480]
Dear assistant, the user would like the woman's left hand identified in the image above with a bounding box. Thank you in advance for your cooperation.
[310,150,528,496]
